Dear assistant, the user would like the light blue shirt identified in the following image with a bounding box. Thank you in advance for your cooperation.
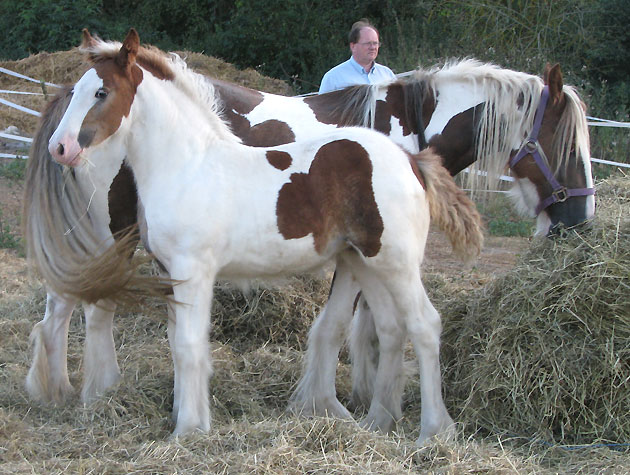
[318,57,395,94]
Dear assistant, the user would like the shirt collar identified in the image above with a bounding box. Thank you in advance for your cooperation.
[349,56,375,75]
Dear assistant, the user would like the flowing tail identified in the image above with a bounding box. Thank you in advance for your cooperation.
[413,147,484,261]
[23,86,170,306]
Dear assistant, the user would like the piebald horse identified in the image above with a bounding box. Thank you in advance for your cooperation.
[35,29,484,443]
[24,30,594,434]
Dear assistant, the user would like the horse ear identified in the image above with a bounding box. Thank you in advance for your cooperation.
[544,63,564,105]
[116,28,140,69]
[81,29,96,49]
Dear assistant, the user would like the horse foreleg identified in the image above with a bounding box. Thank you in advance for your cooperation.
[169,267,214,436]
[81,300,121,403]
[26,290,76,403]
[288,261,356,421]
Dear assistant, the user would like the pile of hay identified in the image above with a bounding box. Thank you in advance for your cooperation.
[439,175,630,445]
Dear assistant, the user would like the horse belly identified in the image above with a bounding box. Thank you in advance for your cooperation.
[218,234,336,280]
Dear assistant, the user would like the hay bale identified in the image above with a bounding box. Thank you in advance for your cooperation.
[441,176,630,444]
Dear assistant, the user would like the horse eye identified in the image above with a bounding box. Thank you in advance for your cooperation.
[95,88,108,99]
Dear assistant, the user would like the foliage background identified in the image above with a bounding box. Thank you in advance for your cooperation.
[0,0,628,166]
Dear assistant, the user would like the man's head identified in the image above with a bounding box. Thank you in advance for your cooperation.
[349,19,381,69]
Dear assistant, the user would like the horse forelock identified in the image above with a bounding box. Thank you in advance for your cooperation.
[80,36,173,80]
[554,86,591,175]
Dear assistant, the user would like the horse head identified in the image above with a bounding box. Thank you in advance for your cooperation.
[508,64,595,236]
[49,28,143,168]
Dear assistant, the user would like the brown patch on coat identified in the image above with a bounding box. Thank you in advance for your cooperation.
[276,139,384,257]
[243,120,296,146]
[135,48,176,81]
[213,78,264,115]
[108,163,139,236]
[79,61,143,149]
[266,150,292,170]
[213,81,296,146]
[428,104,482,175]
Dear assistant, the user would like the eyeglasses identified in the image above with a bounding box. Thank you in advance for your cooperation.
[357,41,380,48]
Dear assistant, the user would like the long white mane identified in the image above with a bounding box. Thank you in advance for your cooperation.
[357,59,590,193]
[421,59,589,192]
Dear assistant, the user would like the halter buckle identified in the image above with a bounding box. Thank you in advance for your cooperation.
[524,140,538,152]
[552,187,568,203]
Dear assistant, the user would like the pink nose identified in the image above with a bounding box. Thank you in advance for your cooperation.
[49,134,83,167]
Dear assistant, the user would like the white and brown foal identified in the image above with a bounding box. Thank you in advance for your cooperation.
[34,29,484,443]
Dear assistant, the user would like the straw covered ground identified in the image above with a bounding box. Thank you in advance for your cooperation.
[1,48,629,473]
[0,178,626,473]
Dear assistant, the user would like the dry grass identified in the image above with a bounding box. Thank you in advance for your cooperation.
[1,178,628,473]
[439,176,629,447]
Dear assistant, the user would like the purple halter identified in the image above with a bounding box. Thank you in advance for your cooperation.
[509,86,595,216]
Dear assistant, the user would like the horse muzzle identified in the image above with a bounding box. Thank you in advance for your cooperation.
[49,136,84,167]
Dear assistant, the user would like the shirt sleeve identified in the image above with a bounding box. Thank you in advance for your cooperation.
[318,70,335,94]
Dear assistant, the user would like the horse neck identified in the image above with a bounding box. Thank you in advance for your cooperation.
[126,74,240,182]
[430,70,543,192]
[306,84,376,128]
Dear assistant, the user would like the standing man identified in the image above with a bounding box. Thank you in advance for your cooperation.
[318,19,395,94]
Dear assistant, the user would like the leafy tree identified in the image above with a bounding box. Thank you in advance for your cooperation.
[0,0,104,59]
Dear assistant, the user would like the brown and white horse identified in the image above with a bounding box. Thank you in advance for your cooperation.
[23,30,594,435]
[33,29,484,443]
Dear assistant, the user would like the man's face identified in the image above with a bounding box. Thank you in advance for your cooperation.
[350,27,380,66]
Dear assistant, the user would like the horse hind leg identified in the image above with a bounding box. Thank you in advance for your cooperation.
[81,300,121,403]
[408,284,455,445]
[166,300,180,423]
[349,297,409,416]
[349,296,377,409]
[349,255,440,435]
[355,288,406,432]
[26,290,76,403]
[288,261,356,421]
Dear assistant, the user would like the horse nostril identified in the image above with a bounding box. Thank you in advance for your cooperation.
[56,143,65,156]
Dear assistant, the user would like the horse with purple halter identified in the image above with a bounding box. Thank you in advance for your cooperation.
[28,29,485,444]
[23,29,594,440]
